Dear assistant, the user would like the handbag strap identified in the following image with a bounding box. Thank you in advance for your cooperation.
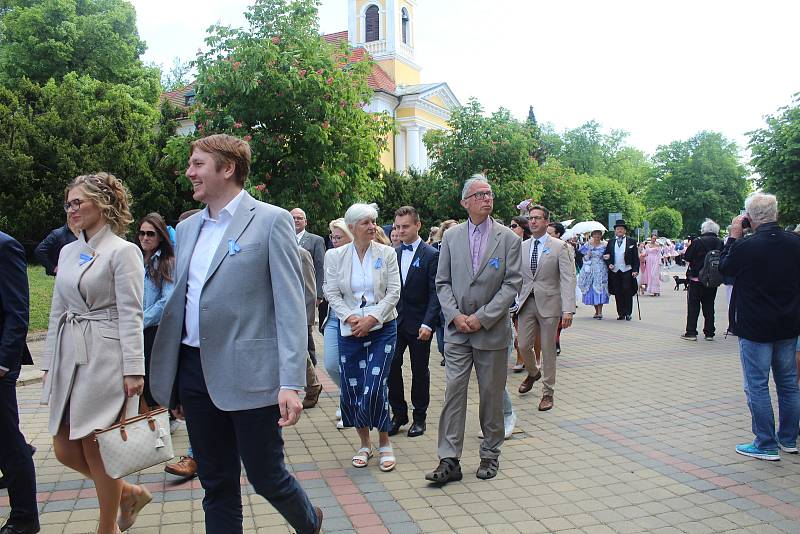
[115,396,155,440]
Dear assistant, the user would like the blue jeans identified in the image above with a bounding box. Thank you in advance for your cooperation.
[323,316,341,387]
[739,337,800,451]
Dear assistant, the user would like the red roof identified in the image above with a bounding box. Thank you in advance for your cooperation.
[161,87,190,108]
[323,31,396,93]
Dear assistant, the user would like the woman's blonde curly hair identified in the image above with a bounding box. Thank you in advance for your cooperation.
[65,172,133,236]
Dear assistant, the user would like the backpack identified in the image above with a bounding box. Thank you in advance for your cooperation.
[699,247,723,288]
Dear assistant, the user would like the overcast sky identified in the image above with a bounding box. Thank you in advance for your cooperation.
[131,0,799,156]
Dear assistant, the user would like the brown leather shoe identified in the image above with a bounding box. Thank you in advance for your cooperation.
[164,456,198,479]
[312,506,323,534]
[303,384,323,409]
[518,371,542,394]
[538,395,553,411]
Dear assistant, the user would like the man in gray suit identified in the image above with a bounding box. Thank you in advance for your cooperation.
[150,134,322,533]
[290,208,326,362]
[425,175,522,484]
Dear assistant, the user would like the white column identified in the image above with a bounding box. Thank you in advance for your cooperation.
[418,127,428,170]
[348,0,357,46]
[406,126,420,171]
[385,0,397,53]
[395,129,406,172]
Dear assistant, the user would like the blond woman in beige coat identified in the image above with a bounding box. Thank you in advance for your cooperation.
[41,173,150,534]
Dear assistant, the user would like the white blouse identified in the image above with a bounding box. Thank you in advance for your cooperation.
[350,244,375,305]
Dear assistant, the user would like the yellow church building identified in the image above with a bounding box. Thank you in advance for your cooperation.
[163,0,459,172]
[335,0,460,171]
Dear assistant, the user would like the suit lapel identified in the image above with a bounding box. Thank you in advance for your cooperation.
[473,224,501,280]
[521,238,533,284]
[176,214,204,290]
[205,194,257,284]
[341,244,354,298]
[404,244,424,287]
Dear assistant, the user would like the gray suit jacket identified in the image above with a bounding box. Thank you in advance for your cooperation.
[298,231,325,299]
[518,235,577,318]
[436,220,522,350]
[149,192,307,411]
[298,247,316,326]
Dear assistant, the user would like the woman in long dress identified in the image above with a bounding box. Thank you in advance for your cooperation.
[644,235,663,296]
[577,230,609,318]
[638,242,649,294]
[42,173,150,534]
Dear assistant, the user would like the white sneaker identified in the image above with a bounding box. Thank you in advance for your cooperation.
[336,419,344,429]
[169,419,183,434]
[336,408,342,420]
[504,412,517,439]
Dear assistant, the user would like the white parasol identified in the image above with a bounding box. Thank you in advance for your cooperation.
[570,221,607,234]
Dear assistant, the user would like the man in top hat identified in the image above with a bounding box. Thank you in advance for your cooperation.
[603,220,639,321]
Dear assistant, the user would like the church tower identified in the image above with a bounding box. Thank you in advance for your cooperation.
[348,0,421,86]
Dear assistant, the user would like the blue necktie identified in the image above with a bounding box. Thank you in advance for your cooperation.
[400,243,413,251]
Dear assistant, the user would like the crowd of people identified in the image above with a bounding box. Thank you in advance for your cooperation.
[1,132,799,534]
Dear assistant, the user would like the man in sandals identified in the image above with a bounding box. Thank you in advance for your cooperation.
[426,175,522,484]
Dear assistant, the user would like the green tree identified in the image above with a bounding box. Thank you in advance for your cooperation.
[0,0,159,100]
[184,0,393,235]
[424,98,543,224]
[556,120,654,195]
[579,175,643,230]
[160,57,193,92]
[533,159,592,221]
[646,131,749,235]
[0,73,160,244]
[648,206,683,238]
[748,95,800,225]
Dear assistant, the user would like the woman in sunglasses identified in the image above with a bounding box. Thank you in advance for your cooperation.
[135,213,175,410]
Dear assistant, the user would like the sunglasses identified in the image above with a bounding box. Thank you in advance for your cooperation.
[509,223,519,229]
[138,230,157,238]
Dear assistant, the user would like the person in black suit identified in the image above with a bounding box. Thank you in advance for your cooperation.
[290,208,326,364]
[33,221,77,276]
[387,206,441,438]
[603,220,640,321]
[0,231,39,534]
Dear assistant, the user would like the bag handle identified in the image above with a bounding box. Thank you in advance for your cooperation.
[115,396,156,441]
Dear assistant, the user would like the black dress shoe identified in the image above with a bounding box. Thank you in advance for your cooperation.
[407,421,426,437]
[1,518,41,534]
[388,415,408,436]
[625,315,632,321]
[617,316,624,320]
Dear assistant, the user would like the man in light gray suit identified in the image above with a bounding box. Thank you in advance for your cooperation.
[425,175,522,484]
[150,134,322,534]
[290,208,326,361]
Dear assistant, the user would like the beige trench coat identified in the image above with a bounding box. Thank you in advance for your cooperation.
[41,225,145,439]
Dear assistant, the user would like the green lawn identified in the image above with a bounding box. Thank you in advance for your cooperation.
[28,265,54,332]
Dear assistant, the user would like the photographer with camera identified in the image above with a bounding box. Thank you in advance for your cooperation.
[720,193,800,461]
[680,220,723,341]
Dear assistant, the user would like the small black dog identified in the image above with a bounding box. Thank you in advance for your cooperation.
[673,275,689,291]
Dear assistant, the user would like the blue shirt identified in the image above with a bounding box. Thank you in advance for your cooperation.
[143,250,175,329]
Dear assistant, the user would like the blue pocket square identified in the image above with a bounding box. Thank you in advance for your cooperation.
[488,257,500,269]
[79,252,94,266]
[542,247,551,255]
[228,239,241,256]
[374,257,383,269]
[412,257,421,268]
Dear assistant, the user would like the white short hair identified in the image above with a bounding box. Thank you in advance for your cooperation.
[344,203,379,227]
[745,193,778,226]
[700,218,720,235]
[461,174,489,200]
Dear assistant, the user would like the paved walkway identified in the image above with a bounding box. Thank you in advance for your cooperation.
[4,267,800,533]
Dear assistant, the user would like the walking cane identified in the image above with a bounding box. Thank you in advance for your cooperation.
[635,290,642,320]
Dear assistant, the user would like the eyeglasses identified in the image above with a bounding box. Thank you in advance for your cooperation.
[529,216,546,221]
[330,234,345,241]
[64,199,85,212]
[509,223,519,229]
[292,216,306,221]
[464,191,494,201]
[138,230,157,238]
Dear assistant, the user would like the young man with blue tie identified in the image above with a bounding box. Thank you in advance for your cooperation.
[387,206,441,438]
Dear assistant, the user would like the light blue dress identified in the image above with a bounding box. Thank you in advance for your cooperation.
[578,242,610,305]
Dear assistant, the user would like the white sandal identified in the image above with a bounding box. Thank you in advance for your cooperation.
[378,445,396,472]
[352,447,373,468]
